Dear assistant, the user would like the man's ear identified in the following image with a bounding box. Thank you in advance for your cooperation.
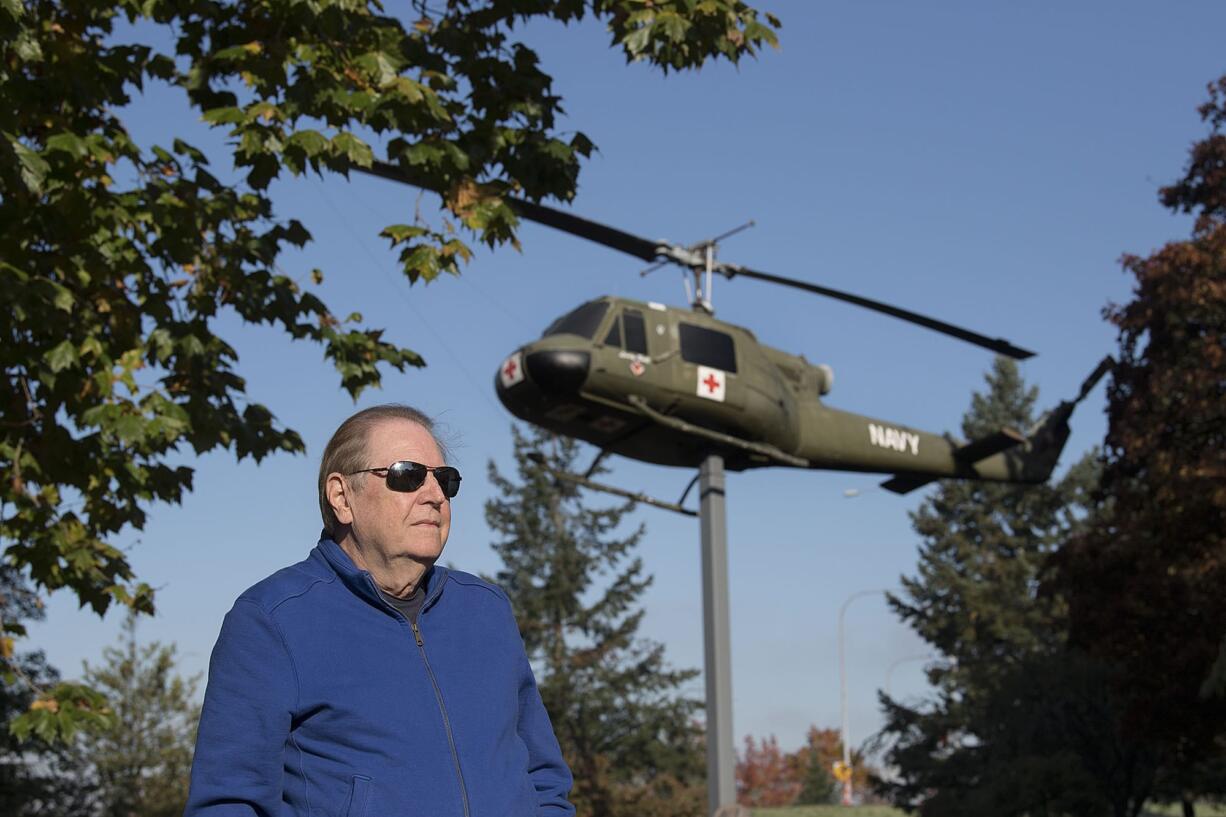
[326,473,355,526]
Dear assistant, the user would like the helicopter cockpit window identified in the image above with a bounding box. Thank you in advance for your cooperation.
[603,320,622,347]
[679,323,737,373]
[622,310,648,355]
[543,301,609,340]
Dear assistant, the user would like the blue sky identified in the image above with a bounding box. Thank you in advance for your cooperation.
[26,1,1226,756]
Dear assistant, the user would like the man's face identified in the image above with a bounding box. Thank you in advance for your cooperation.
[345,418,451,564]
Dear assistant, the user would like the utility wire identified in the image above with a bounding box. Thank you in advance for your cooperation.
[306,177,506,420]
[330,174,537,336]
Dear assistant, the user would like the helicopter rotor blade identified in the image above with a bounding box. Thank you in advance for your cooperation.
[360,161,664,262]
[717,263,1036,360]
[508,197,662,263]
[358,160,1035,359]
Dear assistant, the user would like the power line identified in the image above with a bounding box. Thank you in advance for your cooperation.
[305,177,506,420]
[331,173,538,337]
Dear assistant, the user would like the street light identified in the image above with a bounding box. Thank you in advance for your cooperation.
[837,588,892,806]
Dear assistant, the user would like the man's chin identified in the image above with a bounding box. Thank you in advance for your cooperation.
[394,542,444,562]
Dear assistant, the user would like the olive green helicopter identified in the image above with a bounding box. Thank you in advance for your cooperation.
[363,162,1110,509]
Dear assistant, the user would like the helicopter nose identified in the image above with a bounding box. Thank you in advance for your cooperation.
[525,350,590,395]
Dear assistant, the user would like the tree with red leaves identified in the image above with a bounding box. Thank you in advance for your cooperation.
[1055,75,1226,811]
[736,734,800,808]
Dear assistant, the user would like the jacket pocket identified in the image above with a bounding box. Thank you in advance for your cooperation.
[344,775,373,817]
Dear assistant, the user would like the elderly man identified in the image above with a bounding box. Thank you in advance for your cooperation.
[185,404,574,816]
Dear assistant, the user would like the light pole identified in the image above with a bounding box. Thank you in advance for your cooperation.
[838,588,891,806]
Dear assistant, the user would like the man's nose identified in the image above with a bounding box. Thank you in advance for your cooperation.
[419,472,447,504]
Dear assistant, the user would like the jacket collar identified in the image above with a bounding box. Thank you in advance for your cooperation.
[313,535,448,610]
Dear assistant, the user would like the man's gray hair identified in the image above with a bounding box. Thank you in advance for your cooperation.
[317,404,445,536]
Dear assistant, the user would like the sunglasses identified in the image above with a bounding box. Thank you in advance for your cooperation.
[347,461,462,498]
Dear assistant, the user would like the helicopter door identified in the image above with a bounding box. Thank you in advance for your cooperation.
[675,321,746,421]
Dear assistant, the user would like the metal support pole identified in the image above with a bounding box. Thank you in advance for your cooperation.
[699,455,735,816]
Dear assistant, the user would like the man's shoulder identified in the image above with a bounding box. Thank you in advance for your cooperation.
[236,551,334,615]
[442,568,512,606]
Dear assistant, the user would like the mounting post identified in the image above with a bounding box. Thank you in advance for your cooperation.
[700,454,735,815]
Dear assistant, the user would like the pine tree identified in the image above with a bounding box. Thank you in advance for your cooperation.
[875,358,1154,817]
[896,359,1093,679]
[76,612,201,817]
[486,426,704,817]
[794,747,835,806]
[790,727,841,806]
[0,566,93,816]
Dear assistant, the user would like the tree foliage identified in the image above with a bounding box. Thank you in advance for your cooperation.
[2,588,199,817]
[790,727,842,806]
[1055,73,1226,787]
[872,359,1157,817]
[76,612,200,817]
[734,726,861,808]
[736,734,798,807]
[0,0,779,738]
[487,426,704,817]
[0,566,93,817]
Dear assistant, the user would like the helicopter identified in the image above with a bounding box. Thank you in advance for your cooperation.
[362,161,1109,498]
[358,160,1111,814]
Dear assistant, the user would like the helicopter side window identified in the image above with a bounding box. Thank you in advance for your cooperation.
[679,323,737,373]
[623,310,648,355]
[543,301,609,340]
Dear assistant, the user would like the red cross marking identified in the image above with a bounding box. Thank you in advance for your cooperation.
[703,373,721,393]
[504,359,518,378]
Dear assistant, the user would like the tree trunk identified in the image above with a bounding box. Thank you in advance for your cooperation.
[1182,796,1196,817]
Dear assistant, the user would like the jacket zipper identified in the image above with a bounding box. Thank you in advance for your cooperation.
[410,618,471,817]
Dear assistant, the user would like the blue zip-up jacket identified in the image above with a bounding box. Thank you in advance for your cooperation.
[185,538,574,817]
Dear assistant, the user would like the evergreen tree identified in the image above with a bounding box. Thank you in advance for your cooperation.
[486,426,704,817]
[791,728,838,805]
[0,565,93,816]
[76,612,201,817]
[875,358,1154,817]
[794,749,835,806]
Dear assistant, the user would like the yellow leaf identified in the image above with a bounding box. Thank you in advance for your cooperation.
[30,697,59,713]
[0,636,13,659]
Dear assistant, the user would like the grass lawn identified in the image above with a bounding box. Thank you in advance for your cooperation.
[751,804,1226,817]
[752,808,902,817]
[1145,805,1226,817]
